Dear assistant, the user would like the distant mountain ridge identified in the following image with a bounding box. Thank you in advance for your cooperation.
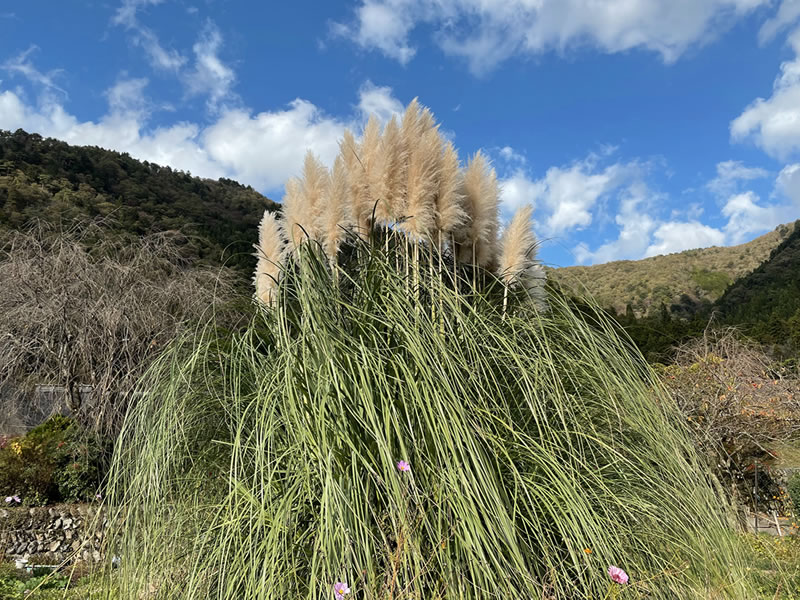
[550,222,798,318]
[0,129,279,273]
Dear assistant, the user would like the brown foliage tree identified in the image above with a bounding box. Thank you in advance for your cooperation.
[661,328,800,510]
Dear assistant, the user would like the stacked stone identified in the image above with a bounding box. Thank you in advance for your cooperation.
[0,504,106,564]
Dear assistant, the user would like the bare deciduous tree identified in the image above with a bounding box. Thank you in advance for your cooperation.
[0,221,239,437]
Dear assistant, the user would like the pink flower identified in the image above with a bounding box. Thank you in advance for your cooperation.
[608,565,629,585]
[95,493,103,501]
[396,460,410,472]
[333,582,351,597]
[5,495,20,505]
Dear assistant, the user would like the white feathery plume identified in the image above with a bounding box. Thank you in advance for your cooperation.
[498,204,536,285]
[299,151,330,240]
[317,155,352,260]
[281,177,307,252]
[458,151,500,267]
[253,210,286,306]
[352,116,382,236]
[403,126,441,239]
[374,115,407,225]
[435,141,466,237]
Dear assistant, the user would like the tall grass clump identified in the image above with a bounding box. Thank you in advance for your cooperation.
[105,100,759,600]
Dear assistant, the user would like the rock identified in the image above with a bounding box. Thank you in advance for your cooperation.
[49,541,61,553]
[61,517,73,528]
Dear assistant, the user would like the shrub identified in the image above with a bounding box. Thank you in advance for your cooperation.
[789,472,800,516]
[660,329,800,511]
[0,416,104,505]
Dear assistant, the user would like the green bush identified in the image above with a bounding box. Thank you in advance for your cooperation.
[789,472,800,515]
[0,416,104,505]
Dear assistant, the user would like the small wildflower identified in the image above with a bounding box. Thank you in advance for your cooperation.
[96,493,102,501]
[5,495,21,505]
[584,548,592,554]
[333,582,351,597]
[608,566,629,585]
[396,460,410,472]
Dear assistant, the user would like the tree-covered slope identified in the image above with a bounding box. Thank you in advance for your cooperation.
[550,222,796,318]
[715,222,800,345]
[0,129,279,272]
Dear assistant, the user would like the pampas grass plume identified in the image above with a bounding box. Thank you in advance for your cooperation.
[318,155,352,260]
[459,151,500,266]
[435,141,466,236]
[253,210,286,305]
[281,177,307,252]
[498,204,536,285]
[300,151,330,239]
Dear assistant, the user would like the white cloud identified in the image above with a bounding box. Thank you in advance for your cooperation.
[645,221,726,257]
[759,0,800,43]
[202,101,351,190]
[731,27,800,160]
[331,0,419,64]
[498,146,527,165]
[518,156,641,233]
[500,169,545,215]
[777,162,800,204]
[574,183,658,263]
[722,190,795,243]
[184,21,237,111]
[334,0,768,74]
[0,75,405,193]
[706,159,769,196]
[356,81,405,125]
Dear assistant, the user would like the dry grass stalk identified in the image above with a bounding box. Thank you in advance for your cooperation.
[256,97,542,304]
[404,127,442,240]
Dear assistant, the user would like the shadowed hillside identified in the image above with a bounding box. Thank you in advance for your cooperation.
[715,223,800,345]
[551,221,797,318]
[0,129,279,273]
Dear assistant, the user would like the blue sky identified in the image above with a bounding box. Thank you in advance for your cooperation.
[2,0,800,267]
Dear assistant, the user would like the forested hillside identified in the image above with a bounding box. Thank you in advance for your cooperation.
[0,129,278,272]
[551,223,795,317]
[716,224,800,347]
[611,220,800,362]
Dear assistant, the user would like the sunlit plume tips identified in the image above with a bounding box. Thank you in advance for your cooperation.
[252,97,532,305]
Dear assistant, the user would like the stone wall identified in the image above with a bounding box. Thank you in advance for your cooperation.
[0,504,106,564]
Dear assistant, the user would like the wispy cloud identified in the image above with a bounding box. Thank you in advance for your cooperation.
[2,46,67,97]
[183,21,237,112]
[113,0,186,72]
